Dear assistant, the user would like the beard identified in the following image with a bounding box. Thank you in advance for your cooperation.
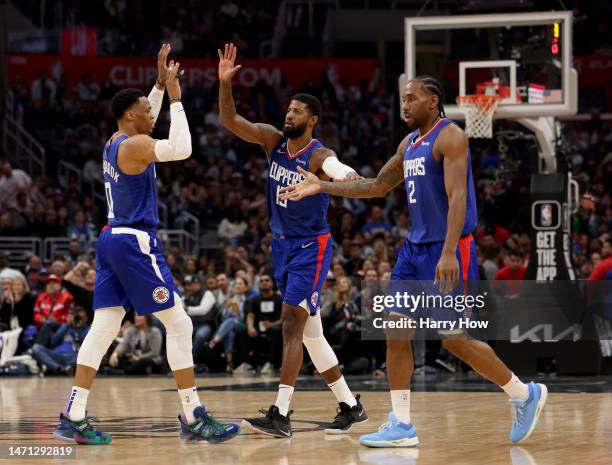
[283,121,308,139]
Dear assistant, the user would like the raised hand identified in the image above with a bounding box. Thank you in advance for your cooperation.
[279,167,322,201]
[218,43,242,83]
[156,43,171,88]
[166,60,182,100]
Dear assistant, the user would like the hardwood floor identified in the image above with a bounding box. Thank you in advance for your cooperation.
[0,376,610,465]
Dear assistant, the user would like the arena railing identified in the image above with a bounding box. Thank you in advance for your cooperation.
[4,90,46,178]
[43,238,97,262]
[0,237,43,270]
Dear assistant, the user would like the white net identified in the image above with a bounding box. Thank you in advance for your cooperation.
[456,95,501,139]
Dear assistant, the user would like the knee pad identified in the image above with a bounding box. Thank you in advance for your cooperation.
[154,298,194,371]
[302,312,338,373]
[77,307,125,369]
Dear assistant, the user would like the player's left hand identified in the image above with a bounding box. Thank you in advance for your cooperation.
[334,171,364,182]
[156,43,171,88]
[435,252,459,293]
[279,167,322,201]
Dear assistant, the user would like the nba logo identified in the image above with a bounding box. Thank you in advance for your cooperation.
[540,204,553,227]
[532,201,560,230]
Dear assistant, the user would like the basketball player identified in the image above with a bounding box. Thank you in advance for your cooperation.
[281,76,548,446]
[218,43,368,437]
[53,45,240,444]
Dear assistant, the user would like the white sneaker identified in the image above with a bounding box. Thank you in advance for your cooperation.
[233,363,254,374]
[260,362,276,374]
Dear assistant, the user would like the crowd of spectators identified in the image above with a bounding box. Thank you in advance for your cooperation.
[19,0,281,58]
[2,0,611,375]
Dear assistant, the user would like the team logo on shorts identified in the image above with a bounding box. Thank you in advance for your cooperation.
[311,291,319,309]
[152,286,170,304]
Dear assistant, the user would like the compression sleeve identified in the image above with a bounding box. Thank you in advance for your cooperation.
[154,102,192,162]
[148,85,164,125]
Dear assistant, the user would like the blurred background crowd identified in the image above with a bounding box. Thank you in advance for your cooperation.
[1,0,611,376]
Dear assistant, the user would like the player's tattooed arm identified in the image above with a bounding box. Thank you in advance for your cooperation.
[280,136,408,200]
[217,43,281,156]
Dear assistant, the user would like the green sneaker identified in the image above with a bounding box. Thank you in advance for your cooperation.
[53,412,112,445]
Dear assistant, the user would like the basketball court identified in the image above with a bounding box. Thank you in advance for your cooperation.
[1,374,610,465]
[1,7,610,465]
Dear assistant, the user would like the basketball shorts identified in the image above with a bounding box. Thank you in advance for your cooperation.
[389,235,479,331]
[93,226,178,315]
[272,232,333,315]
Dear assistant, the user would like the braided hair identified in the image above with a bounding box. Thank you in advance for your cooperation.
[411,75,446,118]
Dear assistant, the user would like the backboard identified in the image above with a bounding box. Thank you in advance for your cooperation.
[401,11,577,120]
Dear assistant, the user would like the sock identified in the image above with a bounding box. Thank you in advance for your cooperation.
[178,387,202,424]
[391,389,411,424]
[328,376,357,407]
[66,386,89,422]
[501,374,529,400]
[275,384,294,416]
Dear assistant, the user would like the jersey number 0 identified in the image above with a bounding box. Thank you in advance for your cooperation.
[105,182,115,218]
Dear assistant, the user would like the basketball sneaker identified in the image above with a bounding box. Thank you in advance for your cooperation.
[53,412,112,445]
[358,413,419,448]
[509,382,548,444]
[325,394,368,434]
[178,406,240,443]
[242,405,292,438]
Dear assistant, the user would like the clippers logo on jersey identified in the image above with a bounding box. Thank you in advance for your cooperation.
[152,286,170,304]
[403,157,426,177]
[269,161,306,186]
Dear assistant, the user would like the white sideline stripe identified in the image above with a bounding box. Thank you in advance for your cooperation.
[111,227,165,282]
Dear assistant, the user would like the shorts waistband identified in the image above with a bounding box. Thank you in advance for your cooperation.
[273,232,330,240]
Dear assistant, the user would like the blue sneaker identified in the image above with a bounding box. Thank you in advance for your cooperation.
[359,413,419,448]
[178,406,240,443]
[509,382,548,444]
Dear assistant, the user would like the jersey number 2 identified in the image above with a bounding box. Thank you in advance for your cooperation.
[408,180,416,204]
[105,182,115,218]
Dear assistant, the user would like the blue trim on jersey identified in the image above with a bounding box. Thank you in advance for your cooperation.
[267,137,330,238]
[403,118,477,244]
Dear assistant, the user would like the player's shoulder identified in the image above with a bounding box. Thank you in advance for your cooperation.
[436,120,469,150]
[439,119,468,141]
[311,145,335,158]
[119,134,155,152]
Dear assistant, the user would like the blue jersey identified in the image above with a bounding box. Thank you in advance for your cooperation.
[267,137,330,237]
[403,118,477,244]
[102,134,159,232]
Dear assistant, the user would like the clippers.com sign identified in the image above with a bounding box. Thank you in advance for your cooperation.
[8,54,377,89]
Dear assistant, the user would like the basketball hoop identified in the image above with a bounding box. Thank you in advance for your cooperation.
[456,95,501,139]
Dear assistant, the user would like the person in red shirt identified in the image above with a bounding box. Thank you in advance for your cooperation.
[495,250,526,298]
[33,274,74,328]
[588,238,612,281]
[495,250,527,281]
